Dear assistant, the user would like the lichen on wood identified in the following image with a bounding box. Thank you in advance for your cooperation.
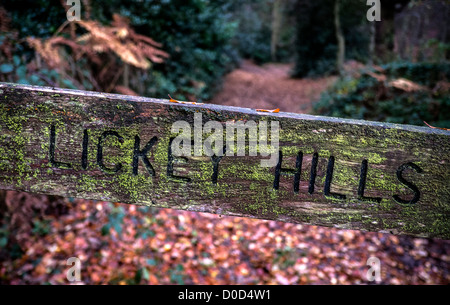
[0,83,449,239]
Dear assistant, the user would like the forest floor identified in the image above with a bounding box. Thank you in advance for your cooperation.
[211,60,336,113]
[1,62,449,285]
[1,194,449,285]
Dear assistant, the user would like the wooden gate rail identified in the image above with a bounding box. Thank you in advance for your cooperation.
[0,83,448,238]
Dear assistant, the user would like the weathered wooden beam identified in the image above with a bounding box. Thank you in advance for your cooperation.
[0,82,449,238]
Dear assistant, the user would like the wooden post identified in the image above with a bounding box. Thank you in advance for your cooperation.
[0,83,449,239]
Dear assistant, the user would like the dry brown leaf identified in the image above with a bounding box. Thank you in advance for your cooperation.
[389,78,427,92]
[366,71,387,82]
[423,121,450,131]
[28,16,168,71]
[255,108,280,113]
[168,94,203,105]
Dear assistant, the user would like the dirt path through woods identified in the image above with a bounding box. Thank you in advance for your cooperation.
[211,60,336,114]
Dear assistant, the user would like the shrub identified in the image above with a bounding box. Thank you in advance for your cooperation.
[312,62,450,128]
[1,0,238,101]
[90,0,239,101]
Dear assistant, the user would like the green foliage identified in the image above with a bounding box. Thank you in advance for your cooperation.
[0,64,13,74]
[230,1,272,64]
[0,224,9,248]
[424,39,450,62]
[382,62,450,88]
[2,0,238,100]
[292,0,369,77]
[225,0,297,64]
[0,23,73,87]
[133,267,150,284]
[90,0,239,100]
[101,204,126,236]
[2,0,66,39]
[292,0,336,77]
[313,62,450,128]
[169,264,185,284]
[340,0,370,63]
[31,219,51,236]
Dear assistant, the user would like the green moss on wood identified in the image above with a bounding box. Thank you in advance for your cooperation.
[0,83,449,239]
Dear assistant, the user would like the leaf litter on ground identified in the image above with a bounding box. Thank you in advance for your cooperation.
[1,196,449,285]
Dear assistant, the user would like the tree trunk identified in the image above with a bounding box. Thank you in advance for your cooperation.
[271,0,282,62]
[334,0,345,75]
[368,21,376,66]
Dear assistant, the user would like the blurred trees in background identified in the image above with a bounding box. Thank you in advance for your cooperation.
[394,1,450,62]
[0,0,449,285]
[226,0,297,63]
[310,0,450,128]
[293,0,449,77]
[0,0,238,101]
[0,0,449,118]
[89,0,239,100]
[292,0,376,77]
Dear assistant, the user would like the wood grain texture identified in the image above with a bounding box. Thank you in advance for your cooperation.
[0,83,449,238]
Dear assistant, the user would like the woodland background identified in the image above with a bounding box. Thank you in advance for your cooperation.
[0,0,449,284]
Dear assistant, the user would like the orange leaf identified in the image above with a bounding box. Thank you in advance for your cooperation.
[168,94,179,103]
[423,121,450,131]
[255,108,280,113]
[168,94,203,105]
